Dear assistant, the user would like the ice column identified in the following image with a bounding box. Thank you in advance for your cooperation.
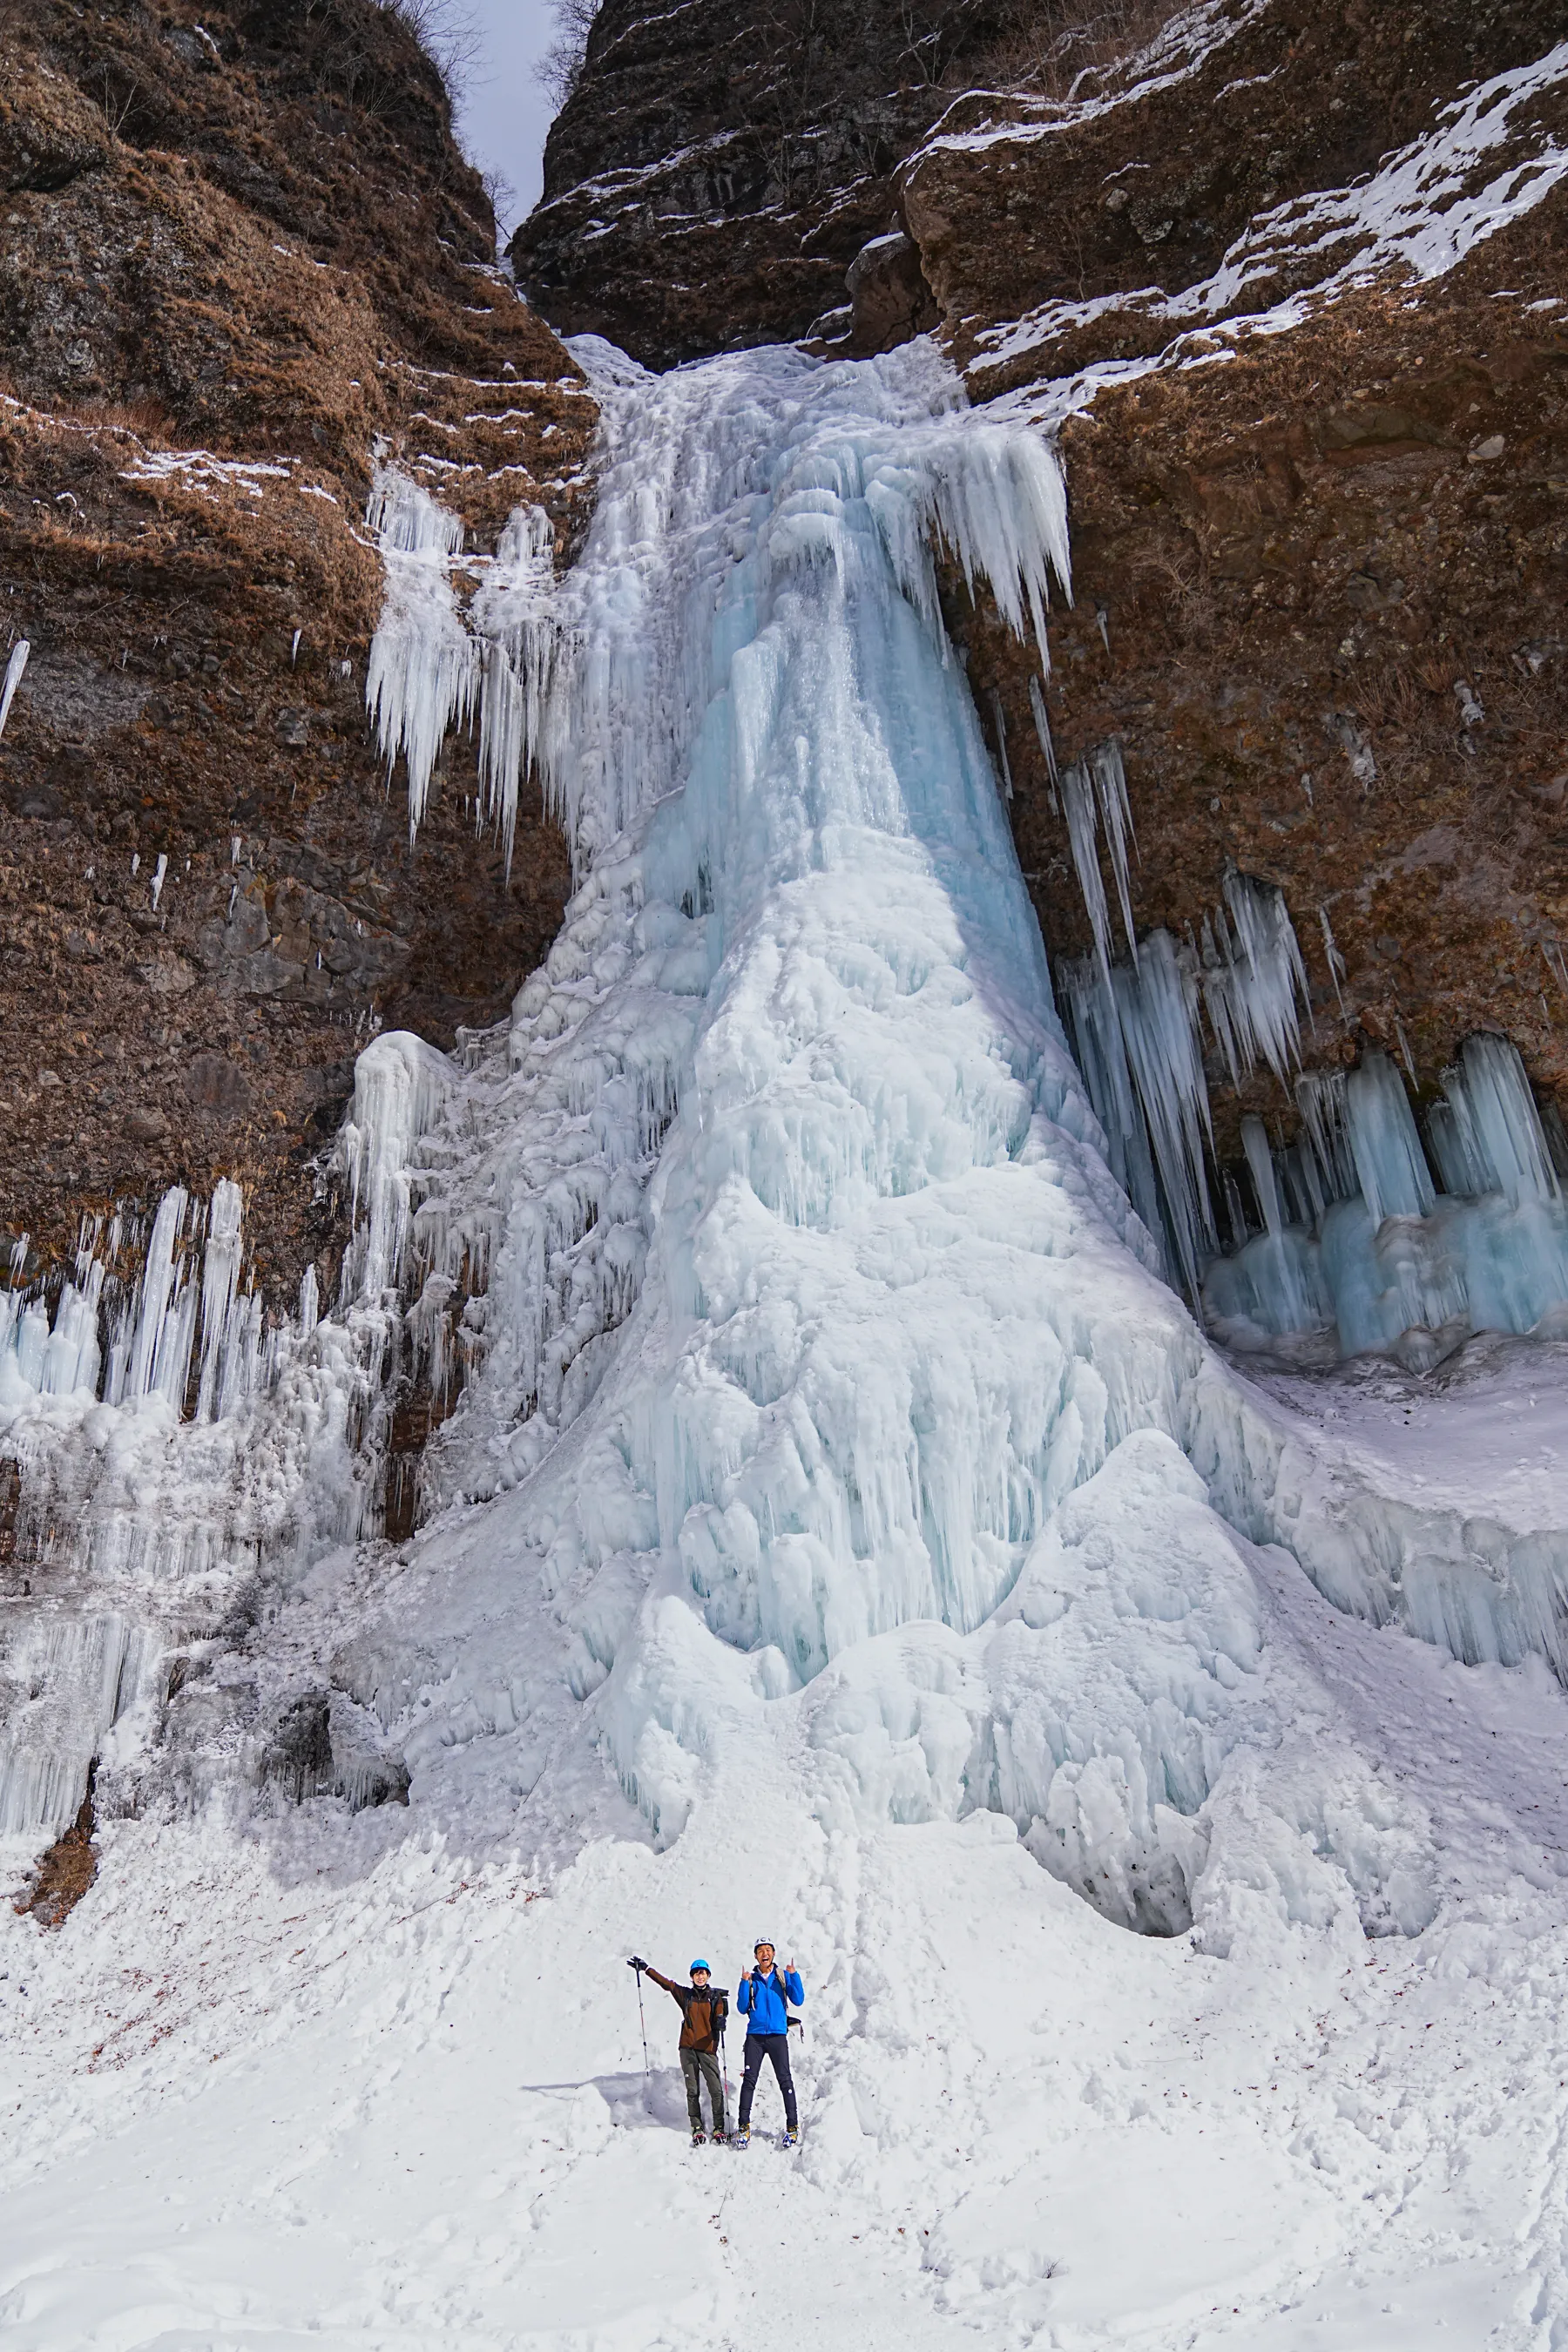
[336,1031,456,1301]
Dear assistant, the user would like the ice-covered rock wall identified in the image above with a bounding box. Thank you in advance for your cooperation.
[0,1181,396,1836]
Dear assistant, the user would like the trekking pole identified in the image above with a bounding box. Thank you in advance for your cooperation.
[720,2024,731,2129]
[628,1958,652,2111]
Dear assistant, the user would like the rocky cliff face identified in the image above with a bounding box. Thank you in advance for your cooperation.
[510,0,995,364]
[1,0,596,1302]
[515,0,1568,1206]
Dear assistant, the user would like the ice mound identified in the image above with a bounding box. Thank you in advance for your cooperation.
[316,338,1486,1952]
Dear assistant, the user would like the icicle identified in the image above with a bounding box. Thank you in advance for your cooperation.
[1437,1034,1559,1206]
[990,692,1013,801]
[1216,870,1312,1085]
[0,639,29,740]
[364,469,479,844]
[1394,1014,1417,1088]
[291,628,302,666]
[471,505,558,875]
[1060,758,1113,983]
[123,1188,189,1404]
[150,852,168,911]
[1318,906,1348,1022]
[335,1031,455,1301]
[1346,1052,1434,1225]
[1028,676,1057,781]
[299,1260,320,1337]
[1092,740,1136,960]
[1061,935,1216,1298]
[1240,1114,1283,1235]
[194,1178,244,1422]
[1297,1069,1357,1203]
[1058,740,1135,978]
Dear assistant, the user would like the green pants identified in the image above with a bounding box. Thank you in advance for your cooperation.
[680,2046,725,2132]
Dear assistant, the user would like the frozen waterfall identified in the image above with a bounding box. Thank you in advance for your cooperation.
[10,338,1568,1954]
[325,337,1533,1946]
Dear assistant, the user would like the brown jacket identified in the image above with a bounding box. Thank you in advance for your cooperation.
[646,1968,728,2053]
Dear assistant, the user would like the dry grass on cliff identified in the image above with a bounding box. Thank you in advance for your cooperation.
[977,0,1187,103]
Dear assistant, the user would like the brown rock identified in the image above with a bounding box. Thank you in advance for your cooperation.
[0,0,599,1306]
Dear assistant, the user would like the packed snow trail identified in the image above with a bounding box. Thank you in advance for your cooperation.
[6,338,1568,2349]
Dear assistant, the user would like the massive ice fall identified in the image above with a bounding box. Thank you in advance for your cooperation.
[4,336,1568,1959]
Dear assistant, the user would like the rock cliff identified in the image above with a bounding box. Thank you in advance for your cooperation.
[1,0,596,1301]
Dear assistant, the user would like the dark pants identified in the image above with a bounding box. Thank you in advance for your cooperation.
[738,2031,796,2132]
[680,2046,725,2132]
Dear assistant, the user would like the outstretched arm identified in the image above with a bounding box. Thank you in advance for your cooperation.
[642,1964,679,1996]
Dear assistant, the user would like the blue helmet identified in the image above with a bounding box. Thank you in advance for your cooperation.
[690,1958,711,1974]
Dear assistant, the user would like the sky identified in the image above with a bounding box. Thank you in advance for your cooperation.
[454,0,564,237]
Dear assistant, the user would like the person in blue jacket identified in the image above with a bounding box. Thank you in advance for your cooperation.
[733,1938,803,2146]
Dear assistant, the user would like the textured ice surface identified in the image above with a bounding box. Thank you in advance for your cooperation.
[306,339,1566,1946]
[1206,1039,1568,1362]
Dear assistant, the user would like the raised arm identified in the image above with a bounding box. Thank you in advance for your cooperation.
[736,1973,753,2015]
[783,1963,803,2004]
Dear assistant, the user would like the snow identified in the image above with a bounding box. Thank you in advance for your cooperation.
[7,333,1568,2348]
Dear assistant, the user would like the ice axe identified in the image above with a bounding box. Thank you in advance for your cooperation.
[627,1957,652,2111]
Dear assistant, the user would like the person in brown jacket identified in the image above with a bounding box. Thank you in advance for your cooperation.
[629,1956,729,2143]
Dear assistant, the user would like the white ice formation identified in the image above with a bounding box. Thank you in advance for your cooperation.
[9,336,1568,1977]
[1205,1035,1568,1365]
[0,1179,399,1836]
[0,636,29,740]
[288,336,1568,1950]
[364,466,556,866]
[1055,868,1313,1298]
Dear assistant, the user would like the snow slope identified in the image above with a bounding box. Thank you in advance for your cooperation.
[5,338,1568,2350]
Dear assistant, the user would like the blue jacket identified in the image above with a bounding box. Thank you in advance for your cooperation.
[736,1965,802,2037]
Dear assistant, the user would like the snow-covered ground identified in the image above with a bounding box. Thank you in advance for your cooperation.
[5,335,1568,2351]
[5,1614,1568,2352]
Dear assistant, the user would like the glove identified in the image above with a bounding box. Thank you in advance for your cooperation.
[627,1956,645,1971]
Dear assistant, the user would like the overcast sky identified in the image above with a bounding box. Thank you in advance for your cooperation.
[455,0,563,237]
